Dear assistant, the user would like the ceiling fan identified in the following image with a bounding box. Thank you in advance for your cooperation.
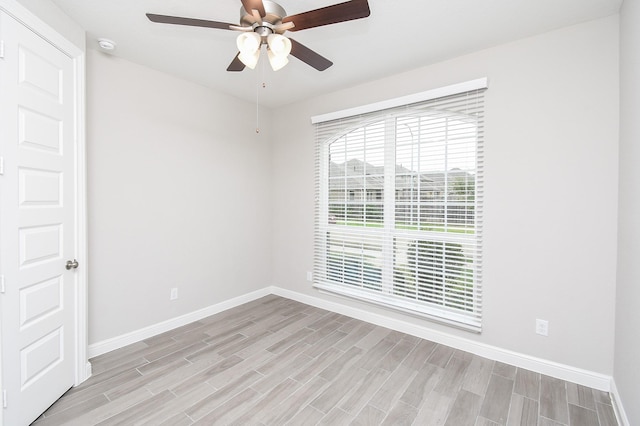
[146,0,370,72]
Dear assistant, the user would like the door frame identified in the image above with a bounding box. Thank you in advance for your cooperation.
[0,0,88,418]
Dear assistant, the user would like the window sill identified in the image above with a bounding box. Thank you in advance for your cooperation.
[314,282,482,333]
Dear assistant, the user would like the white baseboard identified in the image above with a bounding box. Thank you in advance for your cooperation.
[88,285,613,394]
[610,379,631,426]
[270,286,613,392]
[87,288,271,358]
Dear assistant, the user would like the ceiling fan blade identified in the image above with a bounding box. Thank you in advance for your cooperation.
[289,38,332,71]
[146,13,235,30]
[227,53,246,72]
[282,0,370,32]
[241,0,266,17]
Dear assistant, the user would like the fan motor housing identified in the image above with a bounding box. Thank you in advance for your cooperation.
[240,1,286,26]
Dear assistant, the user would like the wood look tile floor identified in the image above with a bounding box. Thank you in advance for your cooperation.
[33,296,618,426]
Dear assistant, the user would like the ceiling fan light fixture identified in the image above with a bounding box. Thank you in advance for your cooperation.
[267,33,291,56]
[238,49,261,69]
[236,32,262,69]
[236,32,261,55]
[268,49,289,71]
[267,33,291,71]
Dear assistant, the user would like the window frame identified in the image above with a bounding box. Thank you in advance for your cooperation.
[312,79,487,332]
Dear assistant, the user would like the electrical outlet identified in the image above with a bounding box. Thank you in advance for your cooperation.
[536,319,549,336]
[170,288,178,301]
[306,271,313,282]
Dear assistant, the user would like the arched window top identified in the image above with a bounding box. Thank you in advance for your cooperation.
[314,83,486,331]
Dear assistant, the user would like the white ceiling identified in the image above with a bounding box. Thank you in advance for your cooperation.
[50,0,621,108]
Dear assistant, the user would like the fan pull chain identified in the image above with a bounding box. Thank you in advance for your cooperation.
[256,81,265,133]
[255,47,267,134]
[256,80,260,134]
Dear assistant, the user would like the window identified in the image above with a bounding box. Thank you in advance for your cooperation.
[313,80,486,331]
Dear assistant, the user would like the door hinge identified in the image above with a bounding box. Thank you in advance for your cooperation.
[0,275,4,293]
[0,40,4,59]
[2,389,6,408]
[0,156,4,175]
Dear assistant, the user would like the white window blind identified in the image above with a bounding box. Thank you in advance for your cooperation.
[313,80,486,331]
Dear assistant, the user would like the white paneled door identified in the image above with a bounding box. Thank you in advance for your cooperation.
[0,9,85,426]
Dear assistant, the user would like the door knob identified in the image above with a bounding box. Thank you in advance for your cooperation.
[65,259,79,270]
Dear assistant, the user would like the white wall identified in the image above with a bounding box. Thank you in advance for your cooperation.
[15,0,84,49]
[272,16,619,376]
[615,0,640,424]
[86,50,273,344]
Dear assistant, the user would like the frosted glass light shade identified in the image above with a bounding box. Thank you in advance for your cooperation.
[236,32,262,69]
[267,34,291,71]
[238,49,260,69]
[237,32,261,54]
[267,34,291,56]
[268,49,289,71]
